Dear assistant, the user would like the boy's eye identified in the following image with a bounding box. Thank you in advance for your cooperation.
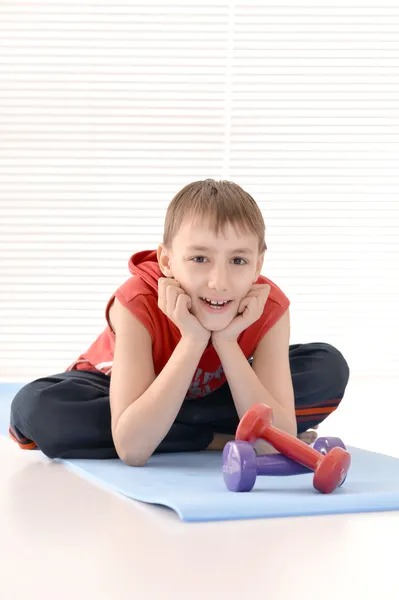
[232,257,247,265]
[191,256,247,265]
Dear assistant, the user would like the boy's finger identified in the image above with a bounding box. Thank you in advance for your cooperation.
[166,282,183,310]
[158,278,176,310]
[159,276,179,287]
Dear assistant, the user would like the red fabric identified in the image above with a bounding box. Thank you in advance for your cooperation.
[66,249,290,398]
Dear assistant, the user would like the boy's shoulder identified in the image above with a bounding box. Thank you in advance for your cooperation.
[115,272,156,304]
[106,272,179,341]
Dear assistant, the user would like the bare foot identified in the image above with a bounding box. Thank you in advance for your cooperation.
[205,433,235,451]
[206,426,320,453]
[298,425,319,445]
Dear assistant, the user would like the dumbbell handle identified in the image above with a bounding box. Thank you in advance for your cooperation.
[256,452,312,475]
[254,423,324,471]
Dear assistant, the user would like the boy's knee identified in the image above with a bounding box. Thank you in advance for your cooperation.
[10,382,60,458]
[11,382,39,430]
[318,343,350,393]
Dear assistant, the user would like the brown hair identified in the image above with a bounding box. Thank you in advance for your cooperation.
[163,179,267,253]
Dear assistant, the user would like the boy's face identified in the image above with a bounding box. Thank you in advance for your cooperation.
[157,217,265,331]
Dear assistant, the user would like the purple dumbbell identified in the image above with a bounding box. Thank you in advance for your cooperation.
[222,436,347,492]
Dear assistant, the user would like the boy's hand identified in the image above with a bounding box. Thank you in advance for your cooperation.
[158,277,211,345]
[211,283,271,345]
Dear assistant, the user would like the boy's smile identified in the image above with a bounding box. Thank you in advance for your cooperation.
[198,296,234,314]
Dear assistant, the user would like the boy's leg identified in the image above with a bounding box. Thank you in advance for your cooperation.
[289,342,350,435]
[9,370,213,459]
[9,370,118,459]
[177,342,350,438]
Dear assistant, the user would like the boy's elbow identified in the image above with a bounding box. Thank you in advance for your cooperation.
[118,448,149,467]
[116,448,149,467]
[113,423,150,467]
[114,441,148,466]
[124,455,148,467]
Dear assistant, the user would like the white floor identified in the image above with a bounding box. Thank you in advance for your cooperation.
[1,379,399,600]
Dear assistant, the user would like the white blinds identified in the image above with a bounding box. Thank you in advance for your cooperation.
[1,1,398,383]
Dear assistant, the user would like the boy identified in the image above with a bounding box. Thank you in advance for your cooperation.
[9,179,350,466]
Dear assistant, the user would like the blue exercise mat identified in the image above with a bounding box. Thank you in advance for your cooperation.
[2,384,399,522]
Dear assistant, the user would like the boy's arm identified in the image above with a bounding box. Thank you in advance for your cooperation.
[212,310,297,446]
[110,299,210,466]
[114,336,209,466]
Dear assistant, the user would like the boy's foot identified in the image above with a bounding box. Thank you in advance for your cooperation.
[253,426,319,456]
[298,425,319,445]
[207,426,319,453]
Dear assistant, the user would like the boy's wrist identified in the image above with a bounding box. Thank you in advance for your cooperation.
[211,336,237,354]
[180,334,210,350]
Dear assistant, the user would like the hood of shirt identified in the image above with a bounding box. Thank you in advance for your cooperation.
[127,249,162,293]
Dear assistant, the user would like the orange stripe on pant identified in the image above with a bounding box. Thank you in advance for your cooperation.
[296,398,340,410]
[8,426,37,450]
[295,406,338,416]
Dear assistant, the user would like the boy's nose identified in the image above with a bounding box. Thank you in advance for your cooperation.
[208,266,229,291]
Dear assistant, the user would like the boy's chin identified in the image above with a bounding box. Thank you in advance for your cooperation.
[209,325,228,333]
[198,317,233,332]
[194,299,238,331]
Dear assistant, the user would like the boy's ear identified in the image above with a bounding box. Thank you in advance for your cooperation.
[157,244,174,277]
[253,251,265,282]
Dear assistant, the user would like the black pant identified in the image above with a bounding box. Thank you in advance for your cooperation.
[9,342,350,460]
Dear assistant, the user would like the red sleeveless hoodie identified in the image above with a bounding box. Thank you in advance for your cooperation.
[66,250,290,398]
